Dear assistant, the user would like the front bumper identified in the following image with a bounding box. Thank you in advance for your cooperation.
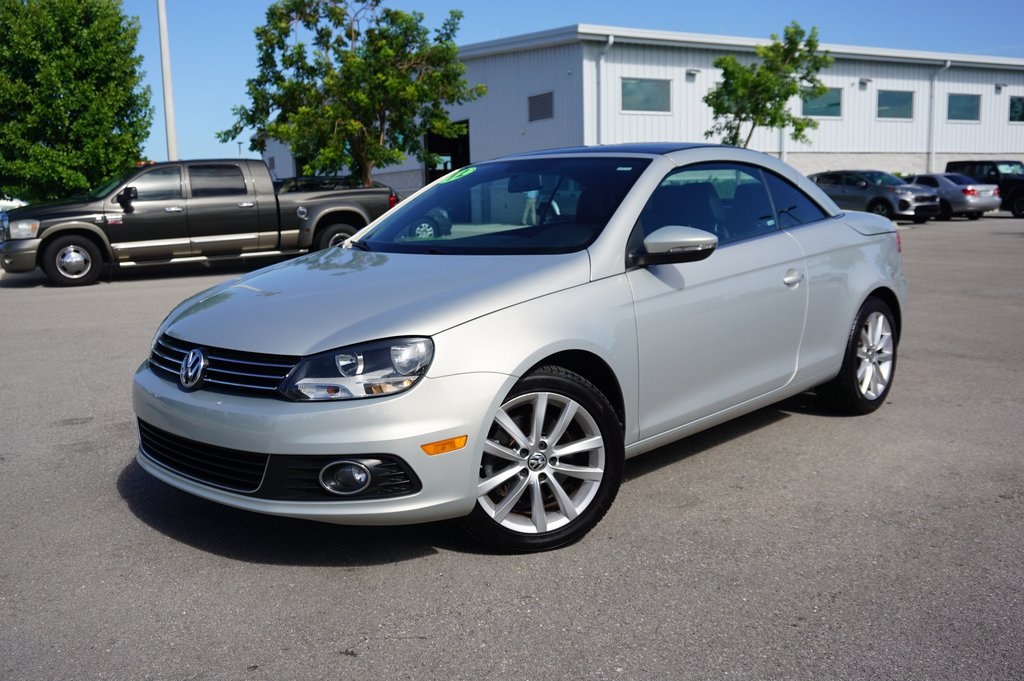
[0,238,41,273]
[132,361,516,525]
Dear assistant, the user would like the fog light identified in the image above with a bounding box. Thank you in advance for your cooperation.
[319,461,372,496]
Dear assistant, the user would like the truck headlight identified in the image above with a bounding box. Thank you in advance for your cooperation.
[9,220,40,239]
[281,337,433,401]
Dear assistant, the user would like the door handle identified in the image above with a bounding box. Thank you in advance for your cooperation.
[164,206,183,213]
[783,270,805,287]
[237,202,255,208]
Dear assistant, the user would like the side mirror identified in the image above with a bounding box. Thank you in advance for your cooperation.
[630,225,718,267]
[117,186,138,207]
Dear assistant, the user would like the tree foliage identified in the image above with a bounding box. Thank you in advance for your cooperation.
[0,0,152,202]
[219,0,485,186]
[703,22,833,148]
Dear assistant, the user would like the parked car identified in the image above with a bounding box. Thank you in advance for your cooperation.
[903,173,1000,220]
[1,194,27,211]
[808,170,940,223]
[944,160,1024,218]
[0,160,398,286]
[133,143,906,552]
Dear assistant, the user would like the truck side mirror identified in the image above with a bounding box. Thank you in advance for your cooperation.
[117,186,138,208]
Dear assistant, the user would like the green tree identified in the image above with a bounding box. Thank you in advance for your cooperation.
[219,0,485,187]
[0,0,152,202]
[703,22,833,148]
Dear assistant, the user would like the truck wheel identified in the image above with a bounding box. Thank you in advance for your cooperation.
[315,223,358,250]
[41,235,102,286]
[1011,194,1024,219]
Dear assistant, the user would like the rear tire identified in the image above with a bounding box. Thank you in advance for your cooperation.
[315,222,358,250]
[1011,193,1024,219]
[817,298,897,415]
[461,366,624,553]
[41,235,102,286]
[966,212,982,221]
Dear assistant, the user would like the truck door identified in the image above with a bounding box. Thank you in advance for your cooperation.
[104,165,191,262]
[185,163,261,255]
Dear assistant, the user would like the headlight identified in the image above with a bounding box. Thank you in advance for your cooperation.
[282,337,433,401]
[9,219,40,239]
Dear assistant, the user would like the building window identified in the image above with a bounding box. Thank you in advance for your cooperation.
[878,90,914,119]
[528,91,554,122]
[1011,96,1024,123]
[621,78,671,113]
[948,93,981,121]
[802,87,842,117]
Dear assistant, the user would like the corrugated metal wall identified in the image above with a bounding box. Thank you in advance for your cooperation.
[462,38,1024,164]
[451,44,586,162]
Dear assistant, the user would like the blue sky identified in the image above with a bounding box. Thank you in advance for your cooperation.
[132,0,1024,162]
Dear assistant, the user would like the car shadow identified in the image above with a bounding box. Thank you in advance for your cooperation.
[624,391,836,480]
[118,392,840,563]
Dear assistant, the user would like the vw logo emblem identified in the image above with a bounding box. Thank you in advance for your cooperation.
[527,452,548,471]
[179,348,208,390]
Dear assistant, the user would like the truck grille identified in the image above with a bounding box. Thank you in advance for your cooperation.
[149,333,298,397]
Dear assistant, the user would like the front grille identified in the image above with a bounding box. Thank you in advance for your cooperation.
[138,419,268,493]
[150,333,298,397]
[138,420,422,501]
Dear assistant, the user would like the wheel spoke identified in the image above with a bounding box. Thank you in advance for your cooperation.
[552,434,603,458]
[483,438,524,463]
[492,475,529,523]
[529,478,547,533]
[546,475,578,522]
[550,460,604,482]
[478,464,524,496]
[530,393,548,443]
[546,399,578,445]
[494,407,530,450]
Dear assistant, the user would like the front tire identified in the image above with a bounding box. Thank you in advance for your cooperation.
[817,298,897,415]
[41,235,102,286]
[461,366,624,552]
[938,200,953,221]
[868,201,894,220]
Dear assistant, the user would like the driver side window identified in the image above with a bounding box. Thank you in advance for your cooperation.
[638,162,777,245]
[133,167,183,201]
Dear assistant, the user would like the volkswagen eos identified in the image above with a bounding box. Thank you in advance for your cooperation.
[133,144,906,552]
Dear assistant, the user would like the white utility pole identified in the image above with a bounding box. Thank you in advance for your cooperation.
[156,0,178,160]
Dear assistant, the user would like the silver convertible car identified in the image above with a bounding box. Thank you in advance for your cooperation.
[133,144,906,552]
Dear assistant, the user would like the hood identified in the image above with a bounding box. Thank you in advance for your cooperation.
[4,195,103,220]
[161,247,592,356]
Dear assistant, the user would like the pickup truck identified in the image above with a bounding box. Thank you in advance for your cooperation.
[0,159,397,286]
[945,160,1024,218]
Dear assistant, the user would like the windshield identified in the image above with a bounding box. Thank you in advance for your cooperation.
[87,168,138,200]
[859,171,905,187]
[997,161,1024,175]
[358,157,650,255]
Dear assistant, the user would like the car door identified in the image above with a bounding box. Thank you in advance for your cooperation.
[184,162,261,255]
[842,173,871,210]
[626,162,808,439]
[104,165,192,262]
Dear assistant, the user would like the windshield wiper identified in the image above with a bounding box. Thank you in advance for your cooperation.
[348,240,373,252]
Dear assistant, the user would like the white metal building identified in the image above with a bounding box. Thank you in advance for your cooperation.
[267,23,1024,194]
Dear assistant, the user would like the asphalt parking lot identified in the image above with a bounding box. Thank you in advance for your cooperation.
[1,214,1022,680]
